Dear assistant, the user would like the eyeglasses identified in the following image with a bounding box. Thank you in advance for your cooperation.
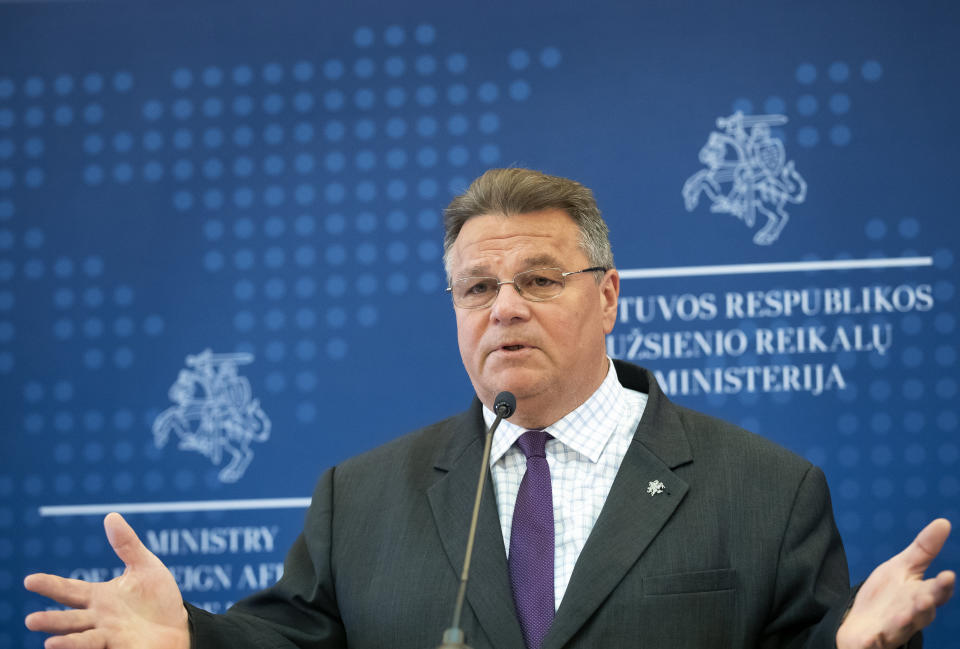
[446,267,608,309]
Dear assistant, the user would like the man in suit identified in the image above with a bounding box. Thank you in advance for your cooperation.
[25,168,954,649]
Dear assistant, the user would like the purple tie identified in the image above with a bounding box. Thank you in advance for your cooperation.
[508,430,555,649]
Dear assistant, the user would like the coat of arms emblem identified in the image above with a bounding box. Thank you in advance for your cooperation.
[152,349,271,483]
[682,111,807,245]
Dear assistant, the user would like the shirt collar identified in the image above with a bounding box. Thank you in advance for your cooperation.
[484,358,627,465]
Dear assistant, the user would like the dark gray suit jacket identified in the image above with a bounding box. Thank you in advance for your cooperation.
[188,361,856,648]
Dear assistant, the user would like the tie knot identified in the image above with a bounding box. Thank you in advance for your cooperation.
[516,430,551,459]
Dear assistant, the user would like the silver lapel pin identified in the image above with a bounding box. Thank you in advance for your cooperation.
[646,479,666,496]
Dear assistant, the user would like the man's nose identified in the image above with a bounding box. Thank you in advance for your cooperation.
[489,280,530,323]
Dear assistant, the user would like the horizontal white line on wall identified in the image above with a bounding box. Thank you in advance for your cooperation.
[618,256,933,280]
[39,497,312,517]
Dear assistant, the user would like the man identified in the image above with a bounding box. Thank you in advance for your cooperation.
[25,168,954,648]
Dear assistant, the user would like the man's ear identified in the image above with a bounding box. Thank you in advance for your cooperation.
[600,269,620,334]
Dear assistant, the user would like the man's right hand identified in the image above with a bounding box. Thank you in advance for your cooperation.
[24,512,190,649]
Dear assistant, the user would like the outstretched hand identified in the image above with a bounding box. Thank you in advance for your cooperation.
[24,512,190,649]
[836,518,955,649]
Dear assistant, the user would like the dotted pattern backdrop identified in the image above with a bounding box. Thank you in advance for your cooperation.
[3,4,959,648]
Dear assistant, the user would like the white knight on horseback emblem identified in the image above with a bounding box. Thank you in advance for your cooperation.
[682,111,807,245]
[152,349,271,483]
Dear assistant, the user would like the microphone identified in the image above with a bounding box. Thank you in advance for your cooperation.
[436,391,516,649]
[494,391,516,418]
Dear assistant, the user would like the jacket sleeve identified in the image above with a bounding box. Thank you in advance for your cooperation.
[187,467,347,649]
[759,465,920,649]
[758,464,852,649]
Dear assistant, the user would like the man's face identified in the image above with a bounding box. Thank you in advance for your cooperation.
[449,209,619,427]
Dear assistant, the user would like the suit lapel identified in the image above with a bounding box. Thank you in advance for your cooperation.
[544,364,694,649]
[427,403,526,649]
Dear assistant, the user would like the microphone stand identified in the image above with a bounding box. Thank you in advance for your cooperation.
[435,393,515,649]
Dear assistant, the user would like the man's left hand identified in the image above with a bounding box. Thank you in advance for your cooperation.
[836,518,955,649]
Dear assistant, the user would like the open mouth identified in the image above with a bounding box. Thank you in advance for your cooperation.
[501,344,526,351]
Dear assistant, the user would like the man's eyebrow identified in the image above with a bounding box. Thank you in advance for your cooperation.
[522,254,562,268]
[457,255,563,278]
[460,264,494,277]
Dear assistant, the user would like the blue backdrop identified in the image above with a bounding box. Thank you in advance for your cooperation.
[2,1,958,646]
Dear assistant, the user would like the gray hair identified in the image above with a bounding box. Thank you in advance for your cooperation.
[442,168,615,279]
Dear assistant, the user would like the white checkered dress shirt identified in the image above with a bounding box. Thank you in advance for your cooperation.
[484,359,647,610]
